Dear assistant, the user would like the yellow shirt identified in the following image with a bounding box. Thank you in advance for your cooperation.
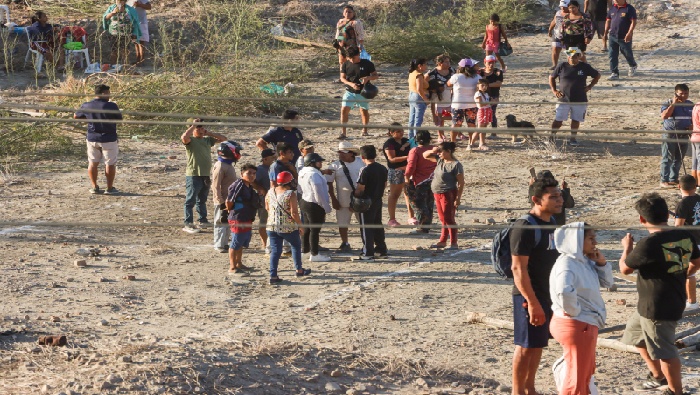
[408,70,428,97]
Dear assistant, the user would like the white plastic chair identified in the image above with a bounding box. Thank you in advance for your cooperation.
[23,28,44,73]
[63,27,90,69]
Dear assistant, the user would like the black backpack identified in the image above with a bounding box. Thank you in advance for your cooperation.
[491,214,552,279]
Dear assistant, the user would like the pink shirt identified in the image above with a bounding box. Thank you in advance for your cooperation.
[405,145,436,186]
[692,104,700,143]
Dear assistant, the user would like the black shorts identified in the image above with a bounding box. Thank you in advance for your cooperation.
[562,34,587,52]
[513,294,553,348]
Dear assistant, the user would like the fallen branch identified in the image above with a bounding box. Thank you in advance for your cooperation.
[675,324,700,341]
[465,312,514,330]
[596,337,639,353]
[675,331,700,349]
[272,35,335,49]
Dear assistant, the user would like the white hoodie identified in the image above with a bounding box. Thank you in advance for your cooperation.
[549,222,614,328]
[298,166,332,214]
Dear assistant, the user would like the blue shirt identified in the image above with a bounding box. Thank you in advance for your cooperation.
[607,2,636,37]
[27,22,54,41]
[256,164,271,192]
[661,99,694,132]
[226,179,257,222]
[260,126,304,163]
[269,160,295,187]
[75,98,123,143]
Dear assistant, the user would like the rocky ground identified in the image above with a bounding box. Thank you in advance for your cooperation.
[2,0,700,394]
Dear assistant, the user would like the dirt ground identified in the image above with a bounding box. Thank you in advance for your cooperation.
[2,0,700,394]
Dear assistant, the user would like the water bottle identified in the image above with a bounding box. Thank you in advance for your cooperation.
[66,32,72,43]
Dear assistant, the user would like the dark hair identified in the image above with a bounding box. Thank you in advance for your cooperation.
[536,170,554,179]
[680,174,697,191]
[31,11,46,24]
[435,54,450,65]
[569,0,580,7]
[282,109,299,120]
[277,142,293,154]
[388,121,403,135]
[240,163,257,173]
[409,58,427,73]
[490,13,500,22]
[439,141,456,154]
[343,5,356,18]
[478,78,489,85]
[416,129,431,145]
[459,66,477,78]
[634,193,669,225]
[360,145,377,160]
[346,46,360,58]
[583,222,594,237]
[675,83,690,92]
[530,177,559,200]
[95,84,110,95]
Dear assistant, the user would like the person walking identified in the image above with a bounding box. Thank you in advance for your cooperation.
[549,222,613,395]
[603,0,638,80]
[404,130,437,233]
[481,13,508,71]
[619,193,699,395]
[561,1,594,62]
[180,118,228,233]
[334,5,365,71]
[383,123,413,227]
[327,141,365,252]
[659,84,693,188]
[510,177,563,395]
[549,47,600,146]
[355,145,388,260]
[266,171,310,284]
[407,58,429,140]
[212,141,241,253]
[548,0,571,69]
[298,153,333,262]
[423,142,464,249]
[74,84,123,195]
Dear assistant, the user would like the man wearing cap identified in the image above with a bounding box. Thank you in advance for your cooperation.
[256,109,304,164]
[548,0,571,70]
[181,118,228,234]
[296,139,315,174]
[74,84,123,195]
[255,148,277,253]
[339,45,379,139]
[603,0,638,80]
[299,153,333,262]
[327,141,365,252]
[549,47,600,146]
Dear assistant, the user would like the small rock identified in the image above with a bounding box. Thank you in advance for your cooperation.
[616,299,626,306]
[121,355,132,363]
[51,316,61,323]
[168,155,177,159]
[473,218,480,223]
[325,382,342,393]
[99,277,108,283]
[412,245,423,251]
[74,260,87,267]
[389,314,396,321]
[415,378,429,387]
[74,249,91,257]
[100,319,109,326]
[66,278,74,282]
[486,218,496,225]
[123,275,136,281]
[497,384,511,393]
[346,390,360,395]
[40,384,50,394]
[330,370,342,377]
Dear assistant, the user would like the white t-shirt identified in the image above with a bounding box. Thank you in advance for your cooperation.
[448,73,479,109]
[128,0,149,23]
[474,91,491,109]
[326,157,364,207]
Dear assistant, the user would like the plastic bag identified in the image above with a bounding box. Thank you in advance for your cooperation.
[360,48,372,61]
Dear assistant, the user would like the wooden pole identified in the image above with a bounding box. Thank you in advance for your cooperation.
[596,337,639,353]
[675,331,700,348]
[272,35,335,49]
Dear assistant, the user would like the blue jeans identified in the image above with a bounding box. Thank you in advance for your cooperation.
[268,230,303,278]
[408,92,427,140]
[608,35,637,76]
[660,135,688,183]
[184,176,210,224]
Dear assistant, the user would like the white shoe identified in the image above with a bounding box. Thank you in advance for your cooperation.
[182,225,200,234]
[309,254,331,262]
[264,247,271,255]
[686,302,699,311]
[628,66,637,77]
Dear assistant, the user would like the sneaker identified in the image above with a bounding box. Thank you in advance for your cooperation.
[407,217,419,225]
[607,73,619,80]
[568,138,579,147]
[183,225,201,234]
[337,242,352,252]
[409,229,430,234]
[269,277,283,285]
[89,186,100,194]
[215,247,229,253]
[198,220,211,228]
[295,268,312,277]
[357,254,374,261]
[387,219,401,227]
[103,187,119,195]
[309,254,331,262]
[446,244,459,250]
[375,251,389,258]
[640,373,668,390]
[686,301,699,310]
[629,66,637,77]
[264,247,271,255]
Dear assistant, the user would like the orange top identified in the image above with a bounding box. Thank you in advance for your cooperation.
[408,70,428,97]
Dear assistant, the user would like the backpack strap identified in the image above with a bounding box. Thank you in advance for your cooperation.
[521,214,555,246]
[340,161,356,193]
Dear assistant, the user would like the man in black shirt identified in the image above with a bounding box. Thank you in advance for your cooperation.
[549,47,600,146]
[674,175,700,310]
[355,145,388,260]
[588,0,612,51]
[510,177,563,395]
[620,193,700,394]
[339,46,378,139]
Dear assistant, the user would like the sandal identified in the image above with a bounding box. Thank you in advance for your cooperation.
[295,268,312,277]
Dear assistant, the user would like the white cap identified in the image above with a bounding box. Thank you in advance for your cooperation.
[559,0,570,7]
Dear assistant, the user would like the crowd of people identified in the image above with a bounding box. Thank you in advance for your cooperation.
[66,1,700,395]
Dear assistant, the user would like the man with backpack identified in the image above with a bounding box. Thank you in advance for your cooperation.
[509,177,563,395]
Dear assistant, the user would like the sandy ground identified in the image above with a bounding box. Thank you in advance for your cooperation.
[2,1,700,394]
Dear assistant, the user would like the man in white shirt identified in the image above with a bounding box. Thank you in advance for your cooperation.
[298,153,333,262]
[327,141,364,252]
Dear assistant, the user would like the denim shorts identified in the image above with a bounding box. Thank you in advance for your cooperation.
[513,294,553,348]
[230,230,252,250]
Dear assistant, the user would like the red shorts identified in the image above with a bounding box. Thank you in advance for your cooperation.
[228,220,253,234]
[477,107,493,125]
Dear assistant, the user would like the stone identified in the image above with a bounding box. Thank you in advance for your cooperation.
[415,378,429,387]
[330,370,342,377]
[74,249,91,257]
[412,245,424,251]
[616,299,626,306]
[100,319,109,326]
[121,355,132,363]
[487,218,496,225]
[74,260,87,267]
[346,390,360,395]
[123,275,136,281]
[51,316,61,323]
[40,384,50,394]
[325,382,342,393]
[497,384,511,392]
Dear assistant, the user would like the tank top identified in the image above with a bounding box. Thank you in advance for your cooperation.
[485,24,501,45]
[408,70,428,97]
[266,189,297,234]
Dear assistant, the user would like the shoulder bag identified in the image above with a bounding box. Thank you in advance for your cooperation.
[342,162,372,213]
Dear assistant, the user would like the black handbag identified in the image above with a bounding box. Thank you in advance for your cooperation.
[341,161,372,213]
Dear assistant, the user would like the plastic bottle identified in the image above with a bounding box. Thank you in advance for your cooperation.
[66,32,72,43]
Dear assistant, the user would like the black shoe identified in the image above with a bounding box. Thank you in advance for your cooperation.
[337,242,352,252]
[269,277,283,285]
[639,373,668,390]
[296,268,312,277]
[318,245,330,252]
[375,251,389,258]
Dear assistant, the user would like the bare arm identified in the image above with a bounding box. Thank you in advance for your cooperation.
[455,172,464,207]
[181,125,196,145]
[675,218,686,227]
[136,1,152,10]
[354,183,366,197]
[585,74,600,92]
[385,148,408,164]
[548,16,557,37]
[619,233,635,275]
[206,130,228,143]
[512,255,545,325]
[415,75,430,102]
[689,257,700,277]
[255,138,268,151]
[422,147,438,162]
